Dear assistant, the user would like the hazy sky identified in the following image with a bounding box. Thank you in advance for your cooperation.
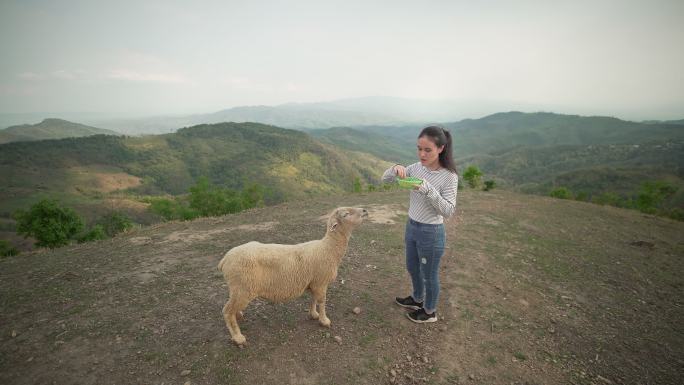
[1,0,682,120]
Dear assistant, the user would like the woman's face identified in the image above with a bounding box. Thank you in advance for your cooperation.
[417,136,444,169]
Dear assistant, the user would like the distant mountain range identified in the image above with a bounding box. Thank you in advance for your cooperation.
[0,118,120,144]
[0,96,542,135]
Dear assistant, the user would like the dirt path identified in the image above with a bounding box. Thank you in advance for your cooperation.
[1,190,682,384]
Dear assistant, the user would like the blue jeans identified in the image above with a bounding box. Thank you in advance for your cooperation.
[405,218,445,314]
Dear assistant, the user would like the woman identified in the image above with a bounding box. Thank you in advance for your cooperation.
[382,126,458,323]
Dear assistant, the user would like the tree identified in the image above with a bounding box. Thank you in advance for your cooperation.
[483,180,496,191]
[14,199,84,248]
[463,166,483,189]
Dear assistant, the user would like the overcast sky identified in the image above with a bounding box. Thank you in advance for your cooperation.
[1,0,682,120]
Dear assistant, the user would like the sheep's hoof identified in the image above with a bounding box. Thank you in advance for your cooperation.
[319,318,331,327]
[232,334,247,346]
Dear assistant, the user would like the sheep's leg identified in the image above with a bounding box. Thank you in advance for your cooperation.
[223,294,250,345]
[309,289,319,320]
[311,286,331,327]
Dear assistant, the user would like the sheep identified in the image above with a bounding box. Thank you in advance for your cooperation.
[217,206,368,345]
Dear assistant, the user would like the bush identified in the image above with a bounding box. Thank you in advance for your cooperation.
[483,180,496,191]
[0,240,19,257]
[665,208,684,221]
[463,166,483,189]
[192,179,240,216]
[635,181,677,213]
[575,191,589,202]
[98,212,133,237]
[352,177,362,193]
[13,199,84,248]
[549,187,573,200]
[77,225,107,243]
[592,192,625,207]
[149,198,199,221]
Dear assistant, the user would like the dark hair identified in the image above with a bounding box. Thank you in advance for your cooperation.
[418,125,458,174]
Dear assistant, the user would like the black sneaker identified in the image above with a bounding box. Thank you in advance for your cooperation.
[407,308,437,323]
[395,296,423,310]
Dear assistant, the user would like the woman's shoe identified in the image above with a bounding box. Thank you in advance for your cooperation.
[395,296,423,310]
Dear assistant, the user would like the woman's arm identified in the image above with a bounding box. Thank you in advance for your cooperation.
[419,174,458,218]
[382,164,404,182]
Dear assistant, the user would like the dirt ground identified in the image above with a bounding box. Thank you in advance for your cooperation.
[1,189,682,384]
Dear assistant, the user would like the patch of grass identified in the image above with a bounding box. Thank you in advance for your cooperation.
[461,308,474,320]
[486,355,498,366]
[359,332,377,347]
[514,351,527,360]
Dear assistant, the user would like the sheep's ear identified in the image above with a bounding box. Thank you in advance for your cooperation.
[337,210,350,219]
[330,222,338,232]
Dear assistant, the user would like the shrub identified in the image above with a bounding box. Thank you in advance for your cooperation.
[149,198,199,221]
[98,212,133,237]
[77,225,107,243]
[549,187,573,200]
[575,191,589,202]
[189,177,243,216]
[352,177,362,193]
[0,240,19,257]
[13,199,84,248]
[463,166,483,189]
[592,192,625,207]
[483,180,496,191]
[635,181,677,213]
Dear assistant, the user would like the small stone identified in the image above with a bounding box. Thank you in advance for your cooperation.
[389,377,396,384]
[181,369,191,376]
[11,330,17,338]
[26,357,34,362]
[334,336,342,343]
[390,369,397,377]
[422,356,429,363]
[352,307,362,315]
[406,355,412,362]
[184,382,191,385]
[469,374,475,380]
[370,240,376,246]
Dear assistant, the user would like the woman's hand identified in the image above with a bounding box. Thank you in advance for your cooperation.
[393,165,407,178]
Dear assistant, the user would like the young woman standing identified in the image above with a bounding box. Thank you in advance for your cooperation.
[382,126,458,323]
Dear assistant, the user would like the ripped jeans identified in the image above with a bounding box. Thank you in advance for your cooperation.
[405,218,445,314]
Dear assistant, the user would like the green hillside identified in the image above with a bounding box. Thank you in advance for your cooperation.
[0,118,121,144]
[460,142,684,208]
[307,126,411,164]
[350,112,684,159]
[0,122,391,221]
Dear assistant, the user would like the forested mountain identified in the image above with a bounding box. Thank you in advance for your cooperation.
[0,118,121,144]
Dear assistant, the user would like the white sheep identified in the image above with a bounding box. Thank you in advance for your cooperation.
[217,206,368,345]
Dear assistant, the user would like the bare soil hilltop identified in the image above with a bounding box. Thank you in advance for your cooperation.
[1,189,682,385]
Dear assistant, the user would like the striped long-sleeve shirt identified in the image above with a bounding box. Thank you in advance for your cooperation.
[382,162,458,224]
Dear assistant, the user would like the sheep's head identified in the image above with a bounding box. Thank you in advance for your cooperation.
[327,207,368,233]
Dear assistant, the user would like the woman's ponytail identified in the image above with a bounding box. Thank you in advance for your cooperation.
[419,126,458,174]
